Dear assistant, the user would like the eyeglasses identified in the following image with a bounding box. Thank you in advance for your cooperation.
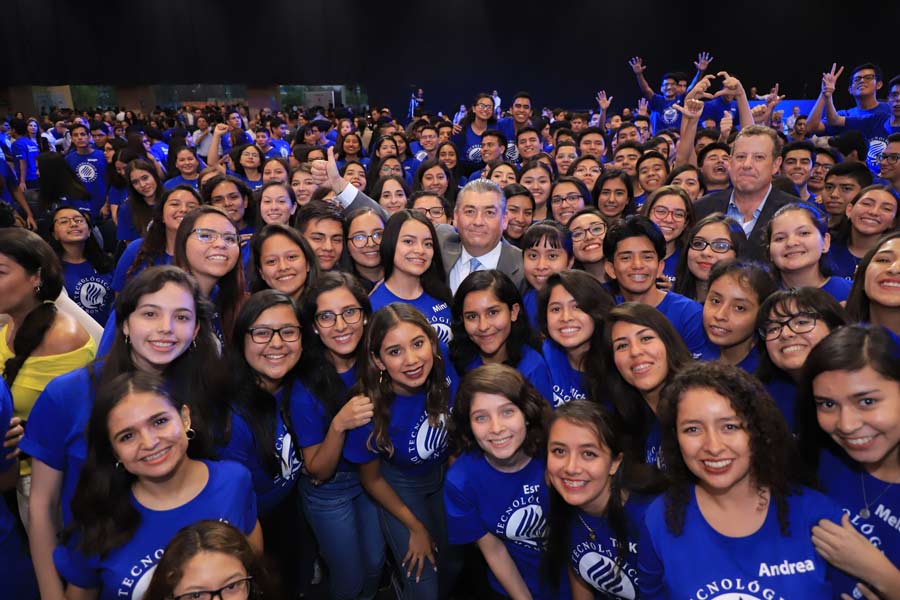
[191,228,239,246]
[380,165,403,175]
[241,151,259,158]
[414,206,446,218]
[570,223,606,241]
[173,576,253,600]
[315,307,364,328]
[689,238,733,253]
[349,231,383,248]
[851,74,877,84]
[812,162,834,171]
[54,216,87,226]
[475,102,494,110]
[880,153,900,165]
[651,205,687,221]
[247,325,301,344]
[574,166,602,175]
[759,313,819,341]
[550,193,583,207]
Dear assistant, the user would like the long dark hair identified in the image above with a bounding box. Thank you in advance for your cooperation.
[66,371,182,555]
[298,272,372,419]
[174,206,247,345]
[0,229,64,387]
[674,213,748,301]
[412,158,458,205]
[125,159,164,236]
[48,206,114,274]
[846,231,900,324]
[544,400,667,587]
[354,304,449,456]
[36,152,90,210]
[449,269,537,374]
[659,362,813,536]
[126,185,202,280]
[144,520,274,600]
[380,209,451,304]
[248,223,319,296]
[225,290,301,474]
[763,201,834,284]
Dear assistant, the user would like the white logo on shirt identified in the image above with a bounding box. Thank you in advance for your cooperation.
[578,553,636,598]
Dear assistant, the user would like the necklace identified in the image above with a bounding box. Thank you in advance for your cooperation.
[577,513,597,542]
[859,472,895,519]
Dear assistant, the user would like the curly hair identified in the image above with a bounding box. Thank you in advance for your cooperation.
[658,362,813,537]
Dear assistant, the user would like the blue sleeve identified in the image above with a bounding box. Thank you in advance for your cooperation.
[235,463,259,534]
[290,384,329,448]
[53,540,100,589]
[522,357,553,407]
[444,464,486,545]
[217,412,255,465]
[96,309,117,358]
[342,422,379,464]
[18,377,70,469]
[648,95,666,112]
[111,239,142,292]
[0,380,13,472]
[636,515,666,600]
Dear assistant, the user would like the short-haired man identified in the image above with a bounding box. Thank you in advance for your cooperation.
[878,133,900,201]
[578,127,607,161]
[633,115,651,144]
[780,141,817,201]
[603,215,710,357]
[66,123,107,219]
[480,129,508,167]
[436,179,523,293]
[89,121,108,150]
[515,127,542,164]
[569,113,589,133]
[296,200,345,271]
[821,161,873,227]
[628,53,711,135]
[693,125,795,260]
[616,122,640,146]
[808,147,839,198]
[417,124,440,162]
[497,92,534,162]
[267,117,290,158]
[613,141,643,195]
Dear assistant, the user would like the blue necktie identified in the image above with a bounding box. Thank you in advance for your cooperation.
[469,257,483,274]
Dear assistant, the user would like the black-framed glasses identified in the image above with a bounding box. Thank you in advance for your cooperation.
[759,313,819,341]
[550,193,583,207]
[349,231,383,248]
[247,325,301,344]
[414,206,446,218]
[689,238,733,253]
[54,216,87,226]
[812,162,834,171]
[570,223,606,242]
[173,576,253,600]
[880,153,900,165]
[315,307,363,328]
[851,74,877,84]
[651,205,687,221]
[191,228,239,246]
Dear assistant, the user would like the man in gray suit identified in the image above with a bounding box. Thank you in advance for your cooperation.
[436,178,524,293]
[693,125,794,260]
[310,146,389,221]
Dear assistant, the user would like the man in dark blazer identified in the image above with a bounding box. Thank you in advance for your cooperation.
[693,125,794,260]
[435,178,524,293]
[310,146,389,221]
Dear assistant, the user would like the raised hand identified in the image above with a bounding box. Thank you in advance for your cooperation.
[628,56,646,74]
[765,83,785,106]
[719,111,733,135]
[715,71,744,98]
[688,74,717,100]
[333,395,375,433]
[213,123,228,136]
[596,90,613,110]
[751,104,770,124]
[673,98,705,120]
[694,51,714,71]
[821,63,844,97]
[637,97,649,116]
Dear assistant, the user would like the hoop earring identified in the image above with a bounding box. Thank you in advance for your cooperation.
[186,428,196,440]
[115,461,123,471]
[124,334,130,346]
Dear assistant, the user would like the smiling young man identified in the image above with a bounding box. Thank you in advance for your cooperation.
[497,92,534,162]
[780,141,817,202]
[65,123,107,219]
[603,215,710,357]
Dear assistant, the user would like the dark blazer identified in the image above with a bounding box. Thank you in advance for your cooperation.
[692,187,795,260]
[435,224,524,290]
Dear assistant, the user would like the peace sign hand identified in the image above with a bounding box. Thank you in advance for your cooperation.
[821,63,844,97]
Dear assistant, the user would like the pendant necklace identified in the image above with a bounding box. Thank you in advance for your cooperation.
[577,513,597,542]
[859,472,894,519]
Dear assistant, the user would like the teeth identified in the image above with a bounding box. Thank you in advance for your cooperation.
[149,341,175,349]
[881,282,900,288]
[563,479,586,488]
[264,353,287,360]
[845,436,874,447]
[704,459,732,469]
[207,255,228,261]
[141,448,169,462]
[632,362,652,374]
[333,333,352,342]
[275,274,295,281]
[780,344,806,354]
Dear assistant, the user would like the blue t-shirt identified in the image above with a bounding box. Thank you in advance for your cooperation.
[521,288,540,331]
[220,130,254,153]
[453,125,487,168]
[703,344,760,374]
[114,200,142,245]
[820,275,853,303]
[219,392,302,515]
[649,94,684,135]
[149,141,169,165]
[639,486,841,599]
[369,284,453,345]
[828,240,861,281]
[107,184,128,207]
[162,174,199,190]
[837,102,891,120]
[445,453,553,598]
[569,495,654,598]
[653,292,711,359]
[268,139,291,159]
[0,158,19,207]
[662,246,681,285]
[496,117,521,162]
[54,460,257,600]
[466,345,553,405]
[764,376,798,431]
[818,448,900,598]
[66,150,108,217]
[291,368,358,474]
[63,260,114,325]
[0,378,38,598]
[700,97,738,128]
[19,366,98,525]
[11,137,39,181]
[111,238,173,293]
[541,339,588,408]
[838,115,900,173]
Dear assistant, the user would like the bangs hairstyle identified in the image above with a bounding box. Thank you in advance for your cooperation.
[49,207,114,274]
[763,202,833,281]
[449,364,550,456]
[659,362,812,537]
[755,287,848,384]
[255,180,297,228]
[126,185,203,281]
[707,259,778,312]
[356,303,449,457]
[449,269,536,375]
[379,209,451,304]
[521,220,573,258]
[846,231,900,323]
[249,223,319,295]
[641,185,695,246]
[665,164,707,195]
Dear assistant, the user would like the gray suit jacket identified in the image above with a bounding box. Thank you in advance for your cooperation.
[435,224,524,290]
[692,187,795,261]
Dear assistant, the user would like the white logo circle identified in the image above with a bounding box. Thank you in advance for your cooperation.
[78,280,108,310]
[504,505,547,546]
[431,322,452,345]
[578,552,636,598]
[414,414,447,460]
[132,564,157,599]
[76,162,99,183]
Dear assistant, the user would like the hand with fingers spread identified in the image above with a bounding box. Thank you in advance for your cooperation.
[822,63,844,97]
[628,56,646,74]
[596,90,613,110]
[637,97,649,116]
[673,98,705,121]
[812,513,899,591]
[694,51,714,72]
[403,524,438,583]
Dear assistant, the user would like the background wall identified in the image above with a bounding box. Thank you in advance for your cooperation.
[2,0,897,114]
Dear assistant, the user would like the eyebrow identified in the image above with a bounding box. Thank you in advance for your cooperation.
[112,411,171,438]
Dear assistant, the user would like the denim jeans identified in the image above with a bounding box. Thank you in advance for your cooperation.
[377,462,462,600]
[299,471,385,600]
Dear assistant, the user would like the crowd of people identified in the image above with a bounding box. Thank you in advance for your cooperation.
[0,52,898,600]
